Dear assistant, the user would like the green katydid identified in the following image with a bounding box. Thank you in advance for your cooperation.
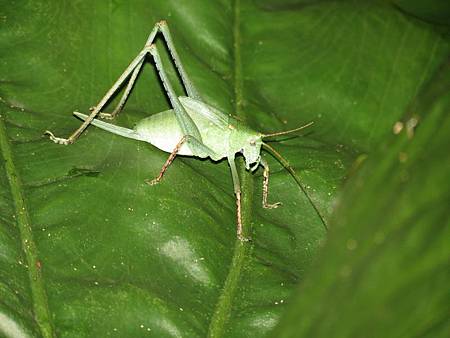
[45,20,321,241]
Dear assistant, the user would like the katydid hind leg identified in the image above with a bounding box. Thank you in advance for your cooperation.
[99,58,145,120]
[46,21,168,144]
[158,21,201,100]
[100,21,202,122]
[148,44,205,150]
[46,49,148,145]
[98,22,161,120]
[261,158,282,209]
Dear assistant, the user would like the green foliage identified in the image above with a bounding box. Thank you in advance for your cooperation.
[273,52,450,338]
[0,1,448,337]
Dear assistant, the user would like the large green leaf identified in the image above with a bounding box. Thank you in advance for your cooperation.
[0,1,448,337]
[273,56,450,338]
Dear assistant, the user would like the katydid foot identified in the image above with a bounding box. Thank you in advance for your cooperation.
[263,201,282,209]
[45,131,72,145]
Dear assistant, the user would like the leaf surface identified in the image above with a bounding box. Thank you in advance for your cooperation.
[0,1,448,337]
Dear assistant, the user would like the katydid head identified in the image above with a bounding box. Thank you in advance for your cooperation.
[241,121,314,171]
[242,133,263,171]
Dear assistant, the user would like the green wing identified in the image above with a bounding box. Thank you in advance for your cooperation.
[179,97,229,129]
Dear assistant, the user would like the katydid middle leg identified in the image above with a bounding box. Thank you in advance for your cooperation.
[146,136,187,185]
[147,135,217,185]
[228,156,249,242]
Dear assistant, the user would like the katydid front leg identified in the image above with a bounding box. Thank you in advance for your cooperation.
[261,158,281,209]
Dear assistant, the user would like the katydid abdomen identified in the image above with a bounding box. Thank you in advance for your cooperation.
[76,96,232,161]
[135,98,231,160]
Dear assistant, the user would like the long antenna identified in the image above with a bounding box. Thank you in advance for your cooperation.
[262,142,328,231]
[262,121,314,138]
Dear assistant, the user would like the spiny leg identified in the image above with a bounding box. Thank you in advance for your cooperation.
[148,44,203,145]
[147,135,217,185]
[228,156,249,242]
[46,20,195,144]
[99,58,145,120]
[45,23,164,144]
[96,21,162,120]
[261,158,281,209]
[146,136,187,185]
[46,49,148,145]
[101,20,201,119]
[143,43,228,202]
[157,21,201,100]
[236,191,243,239]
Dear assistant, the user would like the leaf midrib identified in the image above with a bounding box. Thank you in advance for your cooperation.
[0,108,54,337]
[207,0,254,336]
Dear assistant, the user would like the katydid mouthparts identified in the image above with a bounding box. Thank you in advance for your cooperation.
[45,20,321,241]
